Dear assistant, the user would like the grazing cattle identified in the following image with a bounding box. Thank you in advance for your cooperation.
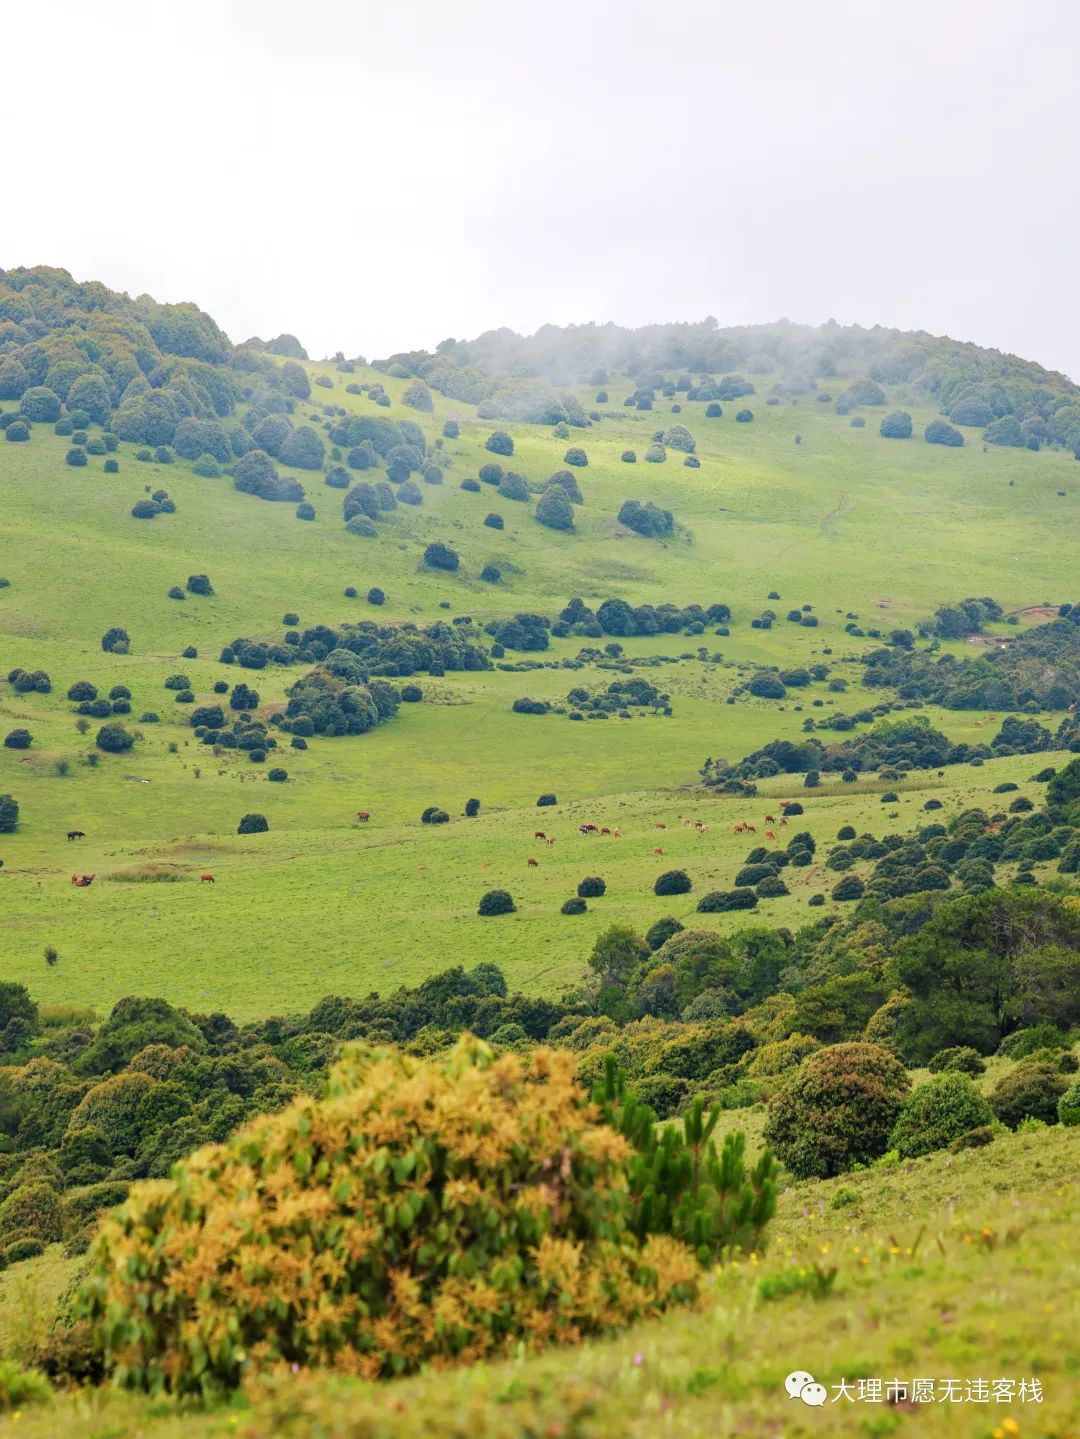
[66,830,85,841]
[418,863,426,871]
[744,824,756,834]
[200,873,215,883]
[579,823,598,835]
[974,720,983,728]
[527,857,539,867]
[546,836,556,846]
[356,811,370,822]
[534,831,546,840]
[612,827,621,838]
[601,826,611,835]
[482,862,491,868]
[765,829,777,840]
[653,846,664,855]
[655,822,667,830]
[71,873,95,887]
[937,770,945,779]
[764,815,776,824]
[778,816,788,826]
[732,822,746,834]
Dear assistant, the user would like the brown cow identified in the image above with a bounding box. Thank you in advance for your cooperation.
[200,873,215,883]
[534,831,546,840]
[764,815,776,824]
[71,873,95,887]
[356,811,370,822]
[653,846,664,855]
[601,827,611,835]
[655,822,667,830]
[545,836,556,846]
[765,830,776,840]
[527,857,539,867]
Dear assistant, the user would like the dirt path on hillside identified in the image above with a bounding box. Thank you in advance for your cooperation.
[820,491,850,537]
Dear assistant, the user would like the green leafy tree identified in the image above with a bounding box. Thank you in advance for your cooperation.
[764,1042,910,1178]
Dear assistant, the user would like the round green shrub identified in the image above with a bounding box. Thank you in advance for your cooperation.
[927,1046,986,1076]
[764,1042,910,1179]
[1058,1078,1080,1126]
[478,889,516,916]
[989,1062,1068,1127]
[889,1072,993,1158]
[654,869,691,897]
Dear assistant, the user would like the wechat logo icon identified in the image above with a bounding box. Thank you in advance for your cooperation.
[785,1371,828,1407]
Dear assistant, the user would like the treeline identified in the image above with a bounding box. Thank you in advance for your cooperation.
[0,266,302,453]
[713,709,1080,786]
[861,614,1080,712]
[374,316,1080,438]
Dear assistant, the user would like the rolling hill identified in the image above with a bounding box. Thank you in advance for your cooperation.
[0,266,1078,1437]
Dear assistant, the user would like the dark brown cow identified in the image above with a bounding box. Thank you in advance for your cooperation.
[356,811,370,822]
[67,830,85,841]
[200,873,215,883]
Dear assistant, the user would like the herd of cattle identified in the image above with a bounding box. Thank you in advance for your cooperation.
[60,796,811,888]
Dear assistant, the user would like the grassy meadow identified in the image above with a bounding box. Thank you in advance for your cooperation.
[1,360,1077,1016]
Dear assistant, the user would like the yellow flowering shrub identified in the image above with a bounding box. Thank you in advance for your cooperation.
[80,1039,701,1396]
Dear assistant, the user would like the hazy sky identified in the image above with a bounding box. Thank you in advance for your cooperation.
[4,1,1079,376]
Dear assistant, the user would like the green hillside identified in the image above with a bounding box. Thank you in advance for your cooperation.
[1,267,1078,1012]
[0,267,1078,1436]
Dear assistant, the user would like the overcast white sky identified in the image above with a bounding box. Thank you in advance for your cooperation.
[3,0,1078,376]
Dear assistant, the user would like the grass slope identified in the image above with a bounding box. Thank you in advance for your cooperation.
[1,359,1077,1014]
[4,1123,1077,1436]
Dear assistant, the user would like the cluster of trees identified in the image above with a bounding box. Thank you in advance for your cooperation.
[0,990,305,1265]
[713,715,964,782]
[365,317,1080,454]
[922,596,1004,638]
[0,268,316,461]
[566,677,671,720]
[281,666,401,738]
[617,499,675,537]
[861,616,1080,713]
[219,617,492,678]
[557,596,729,638]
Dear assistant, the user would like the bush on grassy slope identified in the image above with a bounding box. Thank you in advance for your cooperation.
[82,1041,709,1394]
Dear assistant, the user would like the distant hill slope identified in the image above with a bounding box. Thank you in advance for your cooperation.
[379,317,1080,448]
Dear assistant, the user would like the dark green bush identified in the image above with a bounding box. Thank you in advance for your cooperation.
[654,870,691,897]
[478,889,516,916]
[765,1043,910,1178]
[990,1062,1067,1127]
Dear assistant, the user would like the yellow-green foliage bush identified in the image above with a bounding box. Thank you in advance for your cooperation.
[747,1032,821,1078]
[0,1360,52,1412]
[68,1072,157,1156]
[81,1040,702,1396]
[0,1182,62,1246]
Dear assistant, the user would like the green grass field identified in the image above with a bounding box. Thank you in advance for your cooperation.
[2,361,1077,1016]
